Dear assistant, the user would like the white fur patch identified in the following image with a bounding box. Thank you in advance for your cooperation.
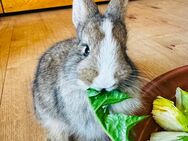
[91,19,118,91]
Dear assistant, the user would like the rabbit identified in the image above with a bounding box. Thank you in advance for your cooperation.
[32,0,143,141]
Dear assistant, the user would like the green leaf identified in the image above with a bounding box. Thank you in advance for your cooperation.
[105,114,147,141]
[178,136,188,141]
[87,88,147,141]
[103,90,131,105]
[87,88,101,97]
[89,89,130,111]
[96,106,109,126]
[176,88,188,116]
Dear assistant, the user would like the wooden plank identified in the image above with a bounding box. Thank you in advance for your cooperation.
[2,0,109,13]
[127,38,188,80]
[0,16,13,103]
[126,3,187,38]
[126,0,188,80]
[134,0,188,20]
[0,13,50,141]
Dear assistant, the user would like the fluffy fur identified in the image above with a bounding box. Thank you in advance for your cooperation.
[32,0,143,141]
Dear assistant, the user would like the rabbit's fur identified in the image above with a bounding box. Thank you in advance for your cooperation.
[32,0,143,141]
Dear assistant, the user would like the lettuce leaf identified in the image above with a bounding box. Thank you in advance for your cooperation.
[87,88,147,141]
[105,114,146,141]
[87,89,130,111]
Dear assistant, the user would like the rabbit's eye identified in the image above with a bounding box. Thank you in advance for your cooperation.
[82,44,90,57]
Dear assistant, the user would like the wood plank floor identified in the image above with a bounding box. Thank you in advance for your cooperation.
[0,0,188,141]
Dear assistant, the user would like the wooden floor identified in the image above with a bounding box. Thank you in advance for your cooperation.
[0,0,188,140]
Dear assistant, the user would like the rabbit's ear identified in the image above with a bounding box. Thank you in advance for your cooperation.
[72,0,99,28]
[105,0,128,22]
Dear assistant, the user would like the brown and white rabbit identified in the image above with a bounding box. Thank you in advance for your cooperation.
[32,0,143,141]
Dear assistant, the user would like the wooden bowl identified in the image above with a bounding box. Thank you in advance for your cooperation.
[132,65,188,141]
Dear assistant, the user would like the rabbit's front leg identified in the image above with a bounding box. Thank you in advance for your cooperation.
[43,117,69,141]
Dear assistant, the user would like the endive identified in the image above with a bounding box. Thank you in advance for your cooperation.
[152,96,188,132]
[150,131,188,141]
[176,87,188,116]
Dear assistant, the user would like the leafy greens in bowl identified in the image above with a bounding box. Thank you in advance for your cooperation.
[135,65,188,141]
[150,88,188,141]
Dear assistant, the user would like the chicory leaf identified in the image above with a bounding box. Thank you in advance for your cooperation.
[152,96,188,132]
[150,131,188,141]
[176,87,188,116]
